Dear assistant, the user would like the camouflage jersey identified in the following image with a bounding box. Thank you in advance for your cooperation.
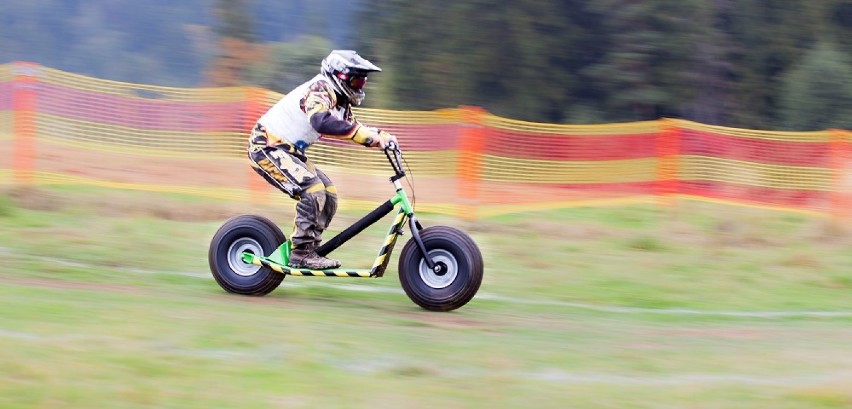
[257,74,359,151]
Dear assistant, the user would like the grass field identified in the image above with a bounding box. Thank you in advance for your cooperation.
[1,187,851,408]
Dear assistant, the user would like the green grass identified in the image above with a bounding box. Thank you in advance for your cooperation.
[1,188,851,408]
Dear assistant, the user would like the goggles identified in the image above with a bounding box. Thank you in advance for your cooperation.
[338,73,368,90]
[348,75,367,90]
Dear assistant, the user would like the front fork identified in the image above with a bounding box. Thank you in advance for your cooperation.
[408,215,437,271]
[390,179,437,272]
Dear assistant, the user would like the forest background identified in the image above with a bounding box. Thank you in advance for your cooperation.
[2,0,852,131]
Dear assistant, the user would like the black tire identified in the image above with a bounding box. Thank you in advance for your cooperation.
[398,226,484,311]
[208,214,286,296]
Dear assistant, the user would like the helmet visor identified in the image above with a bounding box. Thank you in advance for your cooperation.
[348,75,367,90]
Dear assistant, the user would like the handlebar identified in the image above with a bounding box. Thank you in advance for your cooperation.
[383,141,406,182]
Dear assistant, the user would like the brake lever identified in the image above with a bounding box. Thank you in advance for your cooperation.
[385,140,398,152]
[383,141,405,180]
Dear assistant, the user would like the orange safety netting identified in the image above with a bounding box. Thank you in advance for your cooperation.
[0,62,850,219]
[0,64,13,182]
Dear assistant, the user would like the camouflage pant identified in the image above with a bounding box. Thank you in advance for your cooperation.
[248,126,338,248]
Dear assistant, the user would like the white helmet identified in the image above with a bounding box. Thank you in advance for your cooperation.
[320,50,381,106]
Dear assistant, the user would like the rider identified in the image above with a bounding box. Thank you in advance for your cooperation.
[248,50,397,270]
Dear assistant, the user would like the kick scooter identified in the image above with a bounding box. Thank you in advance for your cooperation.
[208,142,483,311]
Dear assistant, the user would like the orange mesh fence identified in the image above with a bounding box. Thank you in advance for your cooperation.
[0,64,12,183]
[474,113,663,217]
[0,62,850,219]
[673,119,836,213]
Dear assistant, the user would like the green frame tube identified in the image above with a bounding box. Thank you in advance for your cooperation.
[242,187,414,277]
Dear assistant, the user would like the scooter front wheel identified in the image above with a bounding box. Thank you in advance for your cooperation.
[208,214,286,296]
[398,226,484,311]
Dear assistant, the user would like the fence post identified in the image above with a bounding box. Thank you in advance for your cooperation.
[244,87,268,203]
[458,106,486,220]
[829,129,852,221]
[656,118,681,207]
[11,62,38,185]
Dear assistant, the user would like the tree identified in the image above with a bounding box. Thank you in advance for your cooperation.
[0,0,209,86]
[724,1,830,128]
[206,0,260,86]
[212,0,255,41]
[246,36,333,93]
[818,1,852,56]
[779,42,852,130]
[360,0,589,122]
[583,0,704,122]
[677,0,741,126]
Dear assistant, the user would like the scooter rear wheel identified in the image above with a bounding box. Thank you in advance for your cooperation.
[208,214,286,296]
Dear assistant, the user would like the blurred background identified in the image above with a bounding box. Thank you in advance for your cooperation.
[2,0,852,130]
[3,2,852,408]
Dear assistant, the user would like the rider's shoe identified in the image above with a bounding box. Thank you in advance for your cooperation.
[288,244,341,270]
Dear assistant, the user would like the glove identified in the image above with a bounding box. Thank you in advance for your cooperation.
[350,124,379,146]
[351,124,397,149]
[376,130,398,149]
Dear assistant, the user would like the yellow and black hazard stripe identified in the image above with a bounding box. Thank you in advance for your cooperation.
[369,209,408,277]
[247,208,409,279]
[287,269,373,278]
[250,257,374,278]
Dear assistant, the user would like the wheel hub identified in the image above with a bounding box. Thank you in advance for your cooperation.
[433,262,448,275]
[227,237,263,277]
[419,249,457,289]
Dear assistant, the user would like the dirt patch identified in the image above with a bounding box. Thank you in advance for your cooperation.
[0,185,279,222]
[0,275,142,294]
[3,185,66,211]
[660,328,774,340]
[392,310,492,329]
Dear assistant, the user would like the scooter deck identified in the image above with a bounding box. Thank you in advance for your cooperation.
[242,253,377,278]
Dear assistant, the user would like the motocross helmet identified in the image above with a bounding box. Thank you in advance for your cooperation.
[321,50,381,106]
